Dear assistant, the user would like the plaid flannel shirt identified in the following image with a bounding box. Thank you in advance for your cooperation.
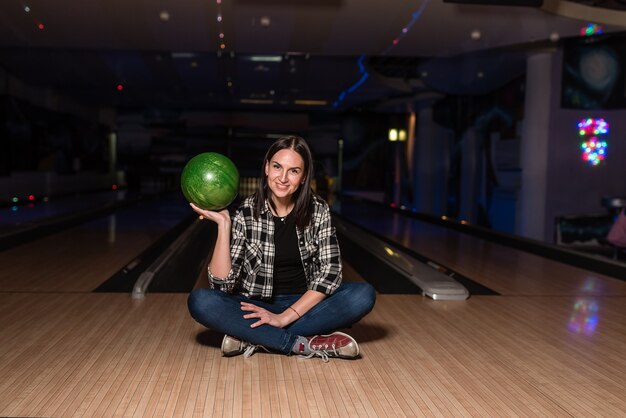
[207,194,342,299]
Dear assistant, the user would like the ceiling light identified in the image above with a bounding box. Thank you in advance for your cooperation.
[294,100,327,106]
[248,55,282,62]
[240,99,274,105]
[471,30,481,40]
[260,16,271,27]
[159,10,170,22]
[171,52,196,59]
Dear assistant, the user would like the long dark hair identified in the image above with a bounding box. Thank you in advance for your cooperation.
[253,135,314,230]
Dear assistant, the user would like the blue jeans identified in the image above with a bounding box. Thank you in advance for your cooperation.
[187,282,376,354]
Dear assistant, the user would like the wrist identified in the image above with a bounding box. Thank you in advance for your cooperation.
[217,218,231,230]
[278,312,292,328]
[280,306,301,326]
[287,305,302,320]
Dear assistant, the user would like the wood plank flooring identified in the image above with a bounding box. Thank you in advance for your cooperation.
[1,206,625,417]
[1,286,624,417]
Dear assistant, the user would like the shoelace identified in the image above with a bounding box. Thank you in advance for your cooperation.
[299,343,339,363]
[243,344,269,358]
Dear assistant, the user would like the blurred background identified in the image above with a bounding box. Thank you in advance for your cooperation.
[1,0,626,260]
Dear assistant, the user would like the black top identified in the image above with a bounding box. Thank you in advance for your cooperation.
[273,213,307,295]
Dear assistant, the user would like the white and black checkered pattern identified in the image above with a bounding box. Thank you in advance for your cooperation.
[207,194,342,298]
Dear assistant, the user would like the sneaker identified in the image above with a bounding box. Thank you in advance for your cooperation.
[303,331,360,362]
[221,335,266,358]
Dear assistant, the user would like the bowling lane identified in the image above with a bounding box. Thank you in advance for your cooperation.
[0,194,193,293]
[0,190,134,237]
[334,199,626,297]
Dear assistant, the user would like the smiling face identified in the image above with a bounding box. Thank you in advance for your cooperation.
[264,148,305,204]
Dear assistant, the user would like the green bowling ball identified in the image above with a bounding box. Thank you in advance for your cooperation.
[181,152,239,210]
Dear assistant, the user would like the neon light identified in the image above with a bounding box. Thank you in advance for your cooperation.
[382,0,431,55]
[333,0,430,108]
[332,55,369,108]
[578,118,609,166]
[577,118,608,136]
[581,138,607,166]
[580,23,604,37]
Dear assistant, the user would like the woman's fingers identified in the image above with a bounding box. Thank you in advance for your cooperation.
[241,302,275,328]
[189,203,230,225]
[250,318,266,328]
[189,203,210,217]
[240,301,259,311]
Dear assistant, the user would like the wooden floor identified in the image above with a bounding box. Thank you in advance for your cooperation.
[1,215,626,417]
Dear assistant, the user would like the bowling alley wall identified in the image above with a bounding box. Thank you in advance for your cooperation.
[2,35,626,248]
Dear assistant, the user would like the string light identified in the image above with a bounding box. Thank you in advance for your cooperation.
[577,118,608,136]
[580,23,603,37]
[333,0,430,108]
[581,139,607,166]
[381,0,431,55]
[215,0,232,95]
[578,118,609,166]
[215,0,225,51]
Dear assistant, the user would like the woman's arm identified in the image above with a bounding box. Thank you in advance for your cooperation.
[281,289,326,324]
[189,203,232,279]
[241,289,326,328]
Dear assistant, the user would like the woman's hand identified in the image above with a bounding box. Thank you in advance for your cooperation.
[189,203,231,228]
[240,302,288,328]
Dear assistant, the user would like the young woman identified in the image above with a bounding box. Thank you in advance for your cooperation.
[187,136,376,361]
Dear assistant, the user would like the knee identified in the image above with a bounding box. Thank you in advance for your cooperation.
[346,282,376,315]
[187,288,214,320]
[360,282,377,313]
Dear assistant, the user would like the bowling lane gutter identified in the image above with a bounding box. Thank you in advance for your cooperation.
[94,212,202,293]
[131,217,217,296]
[338,195,626,282]
[332,211,498,297]
[96,205,224,295]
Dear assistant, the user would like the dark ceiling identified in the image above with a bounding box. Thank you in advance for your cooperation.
[0,0,624,117]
